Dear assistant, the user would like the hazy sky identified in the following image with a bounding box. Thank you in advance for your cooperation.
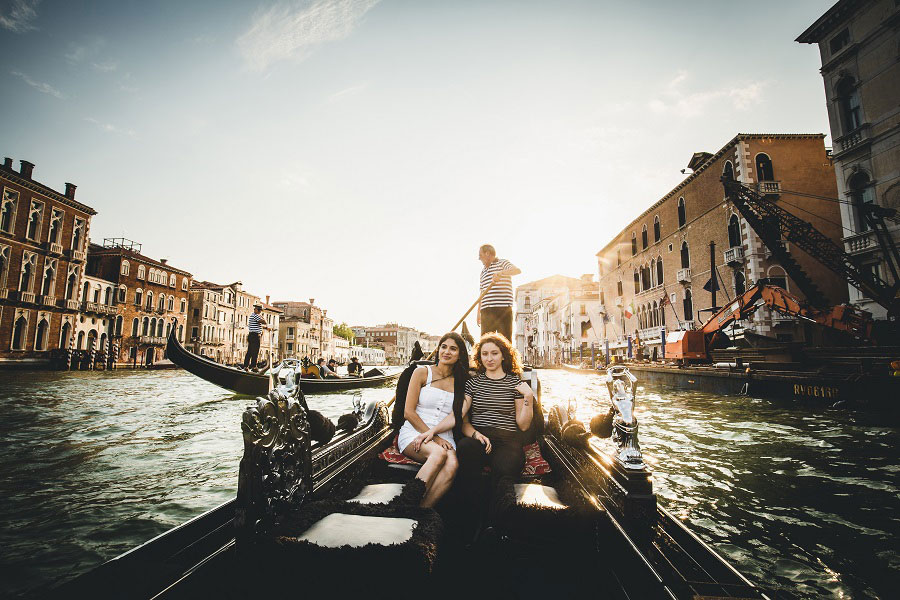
[1,0,835,334]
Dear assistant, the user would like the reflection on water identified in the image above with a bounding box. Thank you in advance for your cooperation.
[539,370,899,599]
[0,369,897,598]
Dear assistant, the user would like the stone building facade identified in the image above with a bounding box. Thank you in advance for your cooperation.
[797,0,900,319]
[74,272,122,356]
[86,239,191,366]
[515,274,587,358]
[271,299,330,359]
[595,134,847,357]
[0,158,96,366]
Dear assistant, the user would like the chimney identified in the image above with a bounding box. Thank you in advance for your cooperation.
[265,295,270,304]
[65,183,77,199]
[19,160,35,179]
[309,298,315,306]
[160,258,168,265]
[3,158,11,169]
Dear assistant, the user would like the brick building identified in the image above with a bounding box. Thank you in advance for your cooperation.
[86,238,191,366]
[271,299,330,359]
[797,0,900,319]
[1,158,96,366]
[595,134,847,357]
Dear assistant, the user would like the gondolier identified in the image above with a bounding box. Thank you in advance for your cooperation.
[477,244,520,341]
[243,305,270,372]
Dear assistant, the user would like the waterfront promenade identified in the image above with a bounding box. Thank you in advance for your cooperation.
[1,368,896,599]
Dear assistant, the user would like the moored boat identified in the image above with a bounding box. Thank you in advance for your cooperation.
[49,363,771,599]
[165,325,401,395]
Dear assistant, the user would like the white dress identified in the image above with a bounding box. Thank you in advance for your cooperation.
[397,366,456,454]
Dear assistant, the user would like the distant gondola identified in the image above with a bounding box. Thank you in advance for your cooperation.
[165,325,400,395]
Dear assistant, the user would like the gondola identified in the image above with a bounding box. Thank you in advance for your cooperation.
[560,361,602,375]
[165,325,401,396]
[49,362,771,600]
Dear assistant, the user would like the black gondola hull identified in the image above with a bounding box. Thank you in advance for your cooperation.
[165,327,271,396]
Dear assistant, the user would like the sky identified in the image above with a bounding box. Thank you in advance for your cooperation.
[0,0,836,335]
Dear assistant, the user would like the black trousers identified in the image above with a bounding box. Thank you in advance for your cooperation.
[480,306,513,342]
[243,332,261,369]
[455,426,524,519]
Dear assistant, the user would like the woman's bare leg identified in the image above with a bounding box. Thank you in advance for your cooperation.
[403,441,447,492]
[421,450,457,508]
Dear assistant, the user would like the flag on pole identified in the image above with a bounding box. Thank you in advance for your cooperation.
[660,293,670,308]
[624,300,634,319]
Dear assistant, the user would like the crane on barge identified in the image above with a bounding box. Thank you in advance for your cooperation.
[666,175,899,361]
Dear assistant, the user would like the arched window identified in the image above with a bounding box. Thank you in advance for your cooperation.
[723,160,735,180]
[158,293,165,311]
[681,242,690,269]
[41,260,56,296]
[71,218,84,251]
[115,315,123,336]
[178,324,184,342]
[48,210,62,244]
[12,316,28,349]
[756,153,774,181]
[652,301,659,328]
[653,215,660,242]
[65,270,77,300]
[26,201,43,240]
[767,266,788,291]
[137,264,145,280]
[616,250,621,266]
[836,77,861,134]
[180,298,186,313]
[182,277,188,291]
[118,285,127,303]
[641,225,648,249]
[146,290,153,310]
[121,260,130,276]
[659,301,666,327]
[848,172,875,232]
[87,329,97,350]
[156,319,164,337]
[728,214,741,248]
[677,197,686,228]
[631,233,637,256]
[734,270,746,296]
[656,257,664,285]
[19,254,35,292]
[641,264,651,290]
[135,288,143,306]
[0,245,9,288]
[169,274,176,287]
[0,190,16,233]
[683,289,694,322]
[168,296,174,311]
[633,270,640,294]
[131,318,139,337]
[60,320,71,349]
[104,287,112,305]
[76,330,85,349]
[92,285,100,303]
[650,259,656,287]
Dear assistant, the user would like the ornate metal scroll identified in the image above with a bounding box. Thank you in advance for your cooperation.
[235,386,312,543]
[604,366,645,470]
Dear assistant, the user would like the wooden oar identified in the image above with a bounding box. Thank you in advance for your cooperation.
[387,280,496,407]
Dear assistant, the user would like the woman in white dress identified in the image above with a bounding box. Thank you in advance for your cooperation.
[397,331,470,508]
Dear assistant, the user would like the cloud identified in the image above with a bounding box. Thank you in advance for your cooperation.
[648,70,766,118]
[10,70,63,98]
[0,0,40,33]
[92,60,119,72]
[237,0,380,71]
[84,117,137,138]
[65,37,106,64]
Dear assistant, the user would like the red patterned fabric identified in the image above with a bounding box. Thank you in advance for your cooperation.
[379,435,550,476]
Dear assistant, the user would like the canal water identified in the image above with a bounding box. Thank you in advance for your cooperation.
[0,369,896,598]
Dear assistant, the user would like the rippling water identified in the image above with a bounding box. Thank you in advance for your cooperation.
[0,369,897,598]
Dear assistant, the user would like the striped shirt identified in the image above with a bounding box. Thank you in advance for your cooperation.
[465,373,522,431]
[480,258,514,308]
[248,312,266,334]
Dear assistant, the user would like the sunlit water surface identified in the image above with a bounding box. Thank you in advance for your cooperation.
[0,369,897,598]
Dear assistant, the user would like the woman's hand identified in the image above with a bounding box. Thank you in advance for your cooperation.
[435,437,454,451]
[413,430,434,452]
[473,431,492,454]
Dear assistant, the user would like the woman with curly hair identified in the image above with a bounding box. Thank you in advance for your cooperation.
[453,332,534,526]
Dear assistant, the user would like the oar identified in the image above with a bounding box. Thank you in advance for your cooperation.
[387,280,496,407]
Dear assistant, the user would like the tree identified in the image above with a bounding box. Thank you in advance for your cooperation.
[333,322,355,342]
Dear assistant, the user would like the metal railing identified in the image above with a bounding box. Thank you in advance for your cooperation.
[756,181,781,195]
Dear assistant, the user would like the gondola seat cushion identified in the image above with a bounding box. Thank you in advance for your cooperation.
[496,481,585,542]
[379,435,551,476]
[262,498,442,589]
[348,483,405,505]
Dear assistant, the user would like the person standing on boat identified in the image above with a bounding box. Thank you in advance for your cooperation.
[397,332,470,508]
[347,356,363,377]
[477,244,520,341]
[454,333,533,523]
[242,305,270,372]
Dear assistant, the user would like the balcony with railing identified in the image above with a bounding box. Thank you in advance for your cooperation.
[637,327,663,342]
[723,246,745,266]
[70,249,86,262]
[676,268,692,284]
[843,230,875,255]
[19,291,36,304]
[83,301,101,314]
[63,298,79,310]
[41,295,56,307]
[0,288,8,301]
[834,124,870,156]
[139,335,166,345]
[756,181,781,195]
[49,242,63,255]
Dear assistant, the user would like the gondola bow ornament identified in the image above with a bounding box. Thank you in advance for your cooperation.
[604,365,645,470]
